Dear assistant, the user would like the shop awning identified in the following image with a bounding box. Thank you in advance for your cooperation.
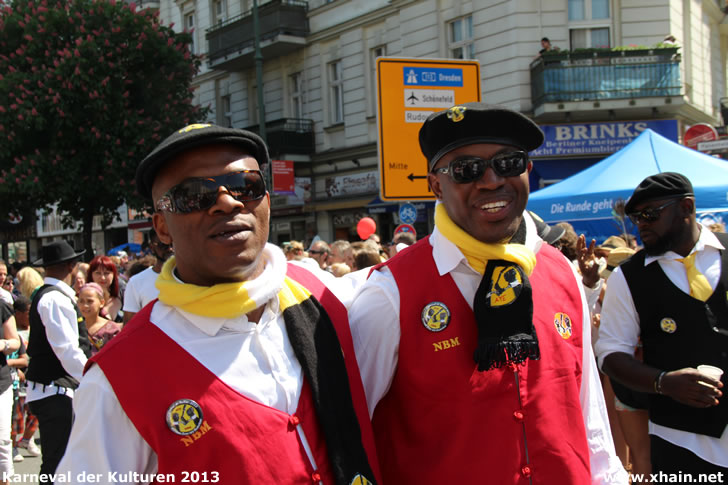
[311,196,375,212]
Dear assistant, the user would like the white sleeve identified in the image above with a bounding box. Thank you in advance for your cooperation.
[37,292,88,381]
[573,269,629,484]
[56,365,157,484]
[121,277,143,313]
[595,268,641,370]
[347,268,401,417]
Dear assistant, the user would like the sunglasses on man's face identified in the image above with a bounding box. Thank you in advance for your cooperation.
[155,170,267,213]
[432,151,529,184]
[626,198,681,224]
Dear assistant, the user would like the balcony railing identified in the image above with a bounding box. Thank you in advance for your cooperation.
[206,0,309,70]
[531,48,681,108]
[245,118,315,156]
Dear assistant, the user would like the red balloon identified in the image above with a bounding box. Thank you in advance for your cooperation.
[356,217,377,240]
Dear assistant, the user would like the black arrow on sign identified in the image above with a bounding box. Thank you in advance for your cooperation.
[407,173,428,181]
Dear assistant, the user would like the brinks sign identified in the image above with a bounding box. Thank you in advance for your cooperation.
[404,67,464,87]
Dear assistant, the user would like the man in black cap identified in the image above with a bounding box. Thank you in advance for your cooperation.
[349,102,625,484]
[57,124,379,485]
[597,172,728,474]
[26,240,91,479]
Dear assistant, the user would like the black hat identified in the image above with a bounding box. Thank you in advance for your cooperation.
[135,123,270,200]
[624,172,694,214]
[33,241,85,266]
[419,102,544,170]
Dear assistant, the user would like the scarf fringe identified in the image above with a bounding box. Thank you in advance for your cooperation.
[473,336,540,372]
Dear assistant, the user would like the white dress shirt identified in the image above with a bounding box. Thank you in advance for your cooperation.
[27,278,88,403]
[121,267,160,313]
[348,213,627,484]
[596,227,728,466]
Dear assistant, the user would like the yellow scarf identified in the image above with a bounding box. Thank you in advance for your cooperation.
[155,247,309,318]
[435,203,536,276]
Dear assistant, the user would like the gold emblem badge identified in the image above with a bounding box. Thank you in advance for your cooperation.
[421,302,451,332]
[350,475,374,485]
[486,265,523,307]
[446,106,466,122]
[177,123,211,133]
[553,312,572,339]
[166,399,204,436]
[660,318,677,334]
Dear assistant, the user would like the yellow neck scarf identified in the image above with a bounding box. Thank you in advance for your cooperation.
[435,203,536,276]
[155,245,307,318]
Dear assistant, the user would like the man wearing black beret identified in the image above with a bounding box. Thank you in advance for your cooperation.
[598,172,728,474]
[57,124,379,484]
[349,102,626,484]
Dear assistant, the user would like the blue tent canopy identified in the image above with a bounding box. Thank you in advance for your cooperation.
[527,129,728,243]
[107,242,142,256]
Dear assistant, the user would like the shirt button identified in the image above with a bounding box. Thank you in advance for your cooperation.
[513,410,524,421]
[311,471,321,482]
[521,465,532,477]
[289,415,300,426]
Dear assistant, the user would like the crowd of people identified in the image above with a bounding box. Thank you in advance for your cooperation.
[0,106,723,484]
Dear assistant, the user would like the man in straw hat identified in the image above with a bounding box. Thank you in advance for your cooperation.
[57,124,379,484]
[349,102,626,484]
[597,172,728,474]
[26,240,91,478]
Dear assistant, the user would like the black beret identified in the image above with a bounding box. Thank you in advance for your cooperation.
[624,172,694,214]
[135,123,270,200]
[418,102,544,170]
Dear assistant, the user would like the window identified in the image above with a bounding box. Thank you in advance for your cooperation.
[220,95,232,127]
[449,16,474,60]
[329,61,344,124]
[212,0,226,24]
[289,72,303,119]
[185,13,195,54]
[568,0,610,49]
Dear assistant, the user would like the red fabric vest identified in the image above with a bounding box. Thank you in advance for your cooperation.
[372,239,590,485]
[88,263,379,485]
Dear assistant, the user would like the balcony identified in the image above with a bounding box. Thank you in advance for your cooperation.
[206,0,309,72]
[245,118,315,157]
[530,48,682,120]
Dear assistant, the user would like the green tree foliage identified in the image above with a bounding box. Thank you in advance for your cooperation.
[0,0,208,256]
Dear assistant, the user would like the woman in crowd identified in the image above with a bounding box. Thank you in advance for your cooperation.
[15,267,44,301]
[0,300,21,483]
[88,256,122,322]
[71,263,89,297]
[77,283,121,354]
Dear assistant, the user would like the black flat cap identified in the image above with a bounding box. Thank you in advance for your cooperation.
[624,172,694,214]
[419,102,544,170]
[135,123,270,200]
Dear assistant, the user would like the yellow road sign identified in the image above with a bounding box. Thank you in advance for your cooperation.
[376,58,481,200]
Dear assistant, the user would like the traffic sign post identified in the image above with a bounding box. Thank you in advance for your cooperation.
[376,58,481,200]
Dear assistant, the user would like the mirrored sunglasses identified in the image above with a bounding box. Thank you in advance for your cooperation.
[626,198,680,224]
[432,151,528,183]
[155,170,266,213]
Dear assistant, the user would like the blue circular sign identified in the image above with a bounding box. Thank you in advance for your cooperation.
[399,203,417,224]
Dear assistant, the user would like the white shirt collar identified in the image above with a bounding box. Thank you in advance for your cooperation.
[43,277,76,300]
[644,225,725,265]
[430,209,543,277]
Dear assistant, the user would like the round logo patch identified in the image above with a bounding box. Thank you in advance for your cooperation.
[446,106,467,122]
[486,265,524,307]
[421,302,451,332]
[660,318,677,334]
[166,399,204,436]
[350,475,374,485]
[553,312,573,339]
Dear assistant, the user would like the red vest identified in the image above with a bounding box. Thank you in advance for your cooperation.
[88,264,379,484]
[372,239,590,485]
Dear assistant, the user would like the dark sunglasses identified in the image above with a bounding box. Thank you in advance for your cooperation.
[432,151,528,183]
[155,170,266,213]
[308,250,328,255]
[626,198,680,224]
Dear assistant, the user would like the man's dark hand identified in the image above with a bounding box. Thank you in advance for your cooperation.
[661,368,723,408]
[577,234,600,288]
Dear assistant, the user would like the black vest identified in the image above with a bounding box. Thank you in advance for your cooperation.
[27,284,92,389]
[621,232,728,438]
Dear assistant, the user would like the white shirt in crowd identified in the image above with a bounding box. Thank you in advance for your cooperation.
[596,227,727,466]
[121,266,160,314]
[348,213,628,484]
